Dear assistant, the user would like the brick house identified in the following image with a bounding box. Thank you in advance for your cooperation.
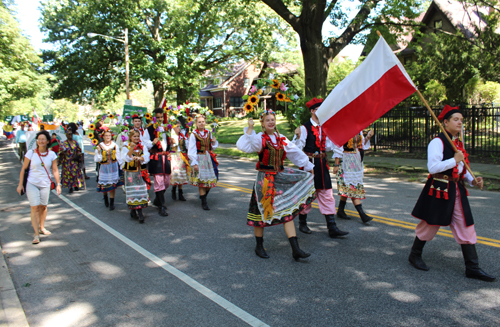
[199,61,299,117]
[362,0,491,65]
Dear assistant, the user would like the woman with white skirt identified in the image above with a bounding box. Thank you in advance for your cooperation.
[170,123,190,201]
[188,115,218,210]
[121,130,150,223]
[95,130,123,210]
[237,111,316,261]
[333,130,373,223]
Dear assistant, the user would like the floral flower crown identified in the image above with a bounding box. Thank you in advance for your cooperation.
[260,109,276,120]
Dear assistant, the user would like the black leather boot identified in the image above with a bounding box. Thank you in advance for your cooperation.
[158,190,169,216]
[109,197,115,211]
[130,209,138,219]
[200,194,210,210]
[337,200,349,219]
[137,209,145,223]
[103,193,109,207]
[255,237,269,258]
[298,214,311,234]
[289,237,310,261]
[153,192,161,207]
[324,215,349,237]
[178,188,186,201]
[171,186,177,200]
[461,244,496,282]
[355,204,372,223]
[408,236,429,271]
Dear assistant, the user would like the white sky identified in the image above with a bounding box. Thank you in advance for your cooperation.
[14,0,363,60]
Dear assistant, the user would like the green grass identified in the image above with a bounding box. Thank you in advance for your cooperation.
[214,147,259,159]
[216,118,293,144]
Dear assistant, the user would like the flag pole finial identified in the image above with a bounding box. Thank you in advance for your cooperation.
[377,30,382,37]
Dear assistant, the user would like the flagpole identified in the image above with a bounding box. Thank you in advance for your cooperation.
[374,31,479,188]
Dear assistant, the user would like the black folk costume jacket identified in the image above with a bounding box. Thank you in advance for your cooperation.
[411,132,474,227]
[147,124,172,175]
[302,121,332,190]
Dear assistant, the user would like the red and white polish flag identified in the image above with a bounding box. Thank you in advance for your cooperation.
[160,97,167,109]
[317,36,417,147]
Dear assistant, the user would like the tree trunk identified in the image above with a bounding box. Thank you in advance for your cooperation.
[299,25,333,98]
[176,88,189,105]
[153,82,165,108]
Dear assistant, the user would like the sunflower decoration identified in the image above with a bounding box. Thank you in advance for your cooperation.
[248,95,259,106]
[88,132,94,139]
[108,113,115,119]
[92,139,99,145]
[144,113,152,121]
[187,116,193,123]
[276,92,286,102]
[89,123,96,131]
[242,74,301,120]
[244,103,254,113]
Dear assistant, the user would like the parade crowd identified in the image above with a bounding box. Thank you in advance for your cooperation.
[12,99,496,283]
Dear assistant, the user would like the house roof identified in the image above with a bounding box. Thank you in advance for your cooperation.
[427,0,489,38]
[363,0,492,56]
[265,62,299,75]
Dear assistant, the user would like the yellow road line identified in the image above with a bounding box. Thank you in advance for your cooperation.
[217,182,500,248]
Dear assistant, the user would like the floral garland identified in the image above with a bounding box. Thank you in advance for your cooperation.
[88,112,119,150]
[181,102,220,134]
[346,134,362,150]
[242,74,300,116]
[126,141,144,167]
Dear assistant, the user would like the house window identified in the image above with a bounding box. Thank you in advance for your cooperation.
[434,20,442,30]
[214,78,220,86]
[199,100,207,108]
[404,56,413,65]
[244,78,250,88]
[230,97,244,108]
[214,97,222,108]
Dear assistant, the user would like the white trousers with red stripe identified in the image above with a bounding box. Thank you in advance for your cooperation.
[415,188,477,244]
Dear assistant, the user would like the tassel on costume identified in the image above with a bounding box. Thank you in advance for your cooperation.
[435,187,441,199]
[443,190,449,200]
[260,174,275,221]
[429,185,434,196]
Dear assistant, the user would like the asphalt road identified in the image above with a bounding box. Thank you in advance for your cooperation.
[1,140,499,327]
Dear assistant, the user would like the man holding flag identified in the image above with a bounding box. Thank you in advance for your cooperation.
[317,33,494,282]
[293,97,348,238]
[409,105,495,282]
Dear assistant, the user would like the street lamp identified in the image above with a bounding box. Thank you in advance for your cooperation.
[87,28,130,100]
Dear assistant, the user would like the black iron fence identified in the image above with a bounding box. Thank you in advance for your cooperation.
[372,104,500,156]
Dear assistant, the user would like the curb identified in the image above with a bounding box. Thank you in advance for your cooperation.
[0,245,29,327]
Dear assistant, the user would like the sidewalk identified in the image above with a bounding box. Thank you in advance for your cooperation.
[218,143,500,180]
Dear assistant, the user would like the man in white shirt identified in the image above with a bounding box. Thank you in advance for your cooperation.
[410,105,494,282]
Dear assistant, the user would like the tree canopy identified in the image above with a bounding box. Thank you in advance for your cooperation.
[41,0,291,107]
[0,0,48,118]
[407,3,500,103]
[259,0,425,97]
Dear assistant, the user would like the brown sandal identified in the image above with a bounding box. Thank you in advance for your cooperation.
[32,235,40,244]
[39,229,51,235]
